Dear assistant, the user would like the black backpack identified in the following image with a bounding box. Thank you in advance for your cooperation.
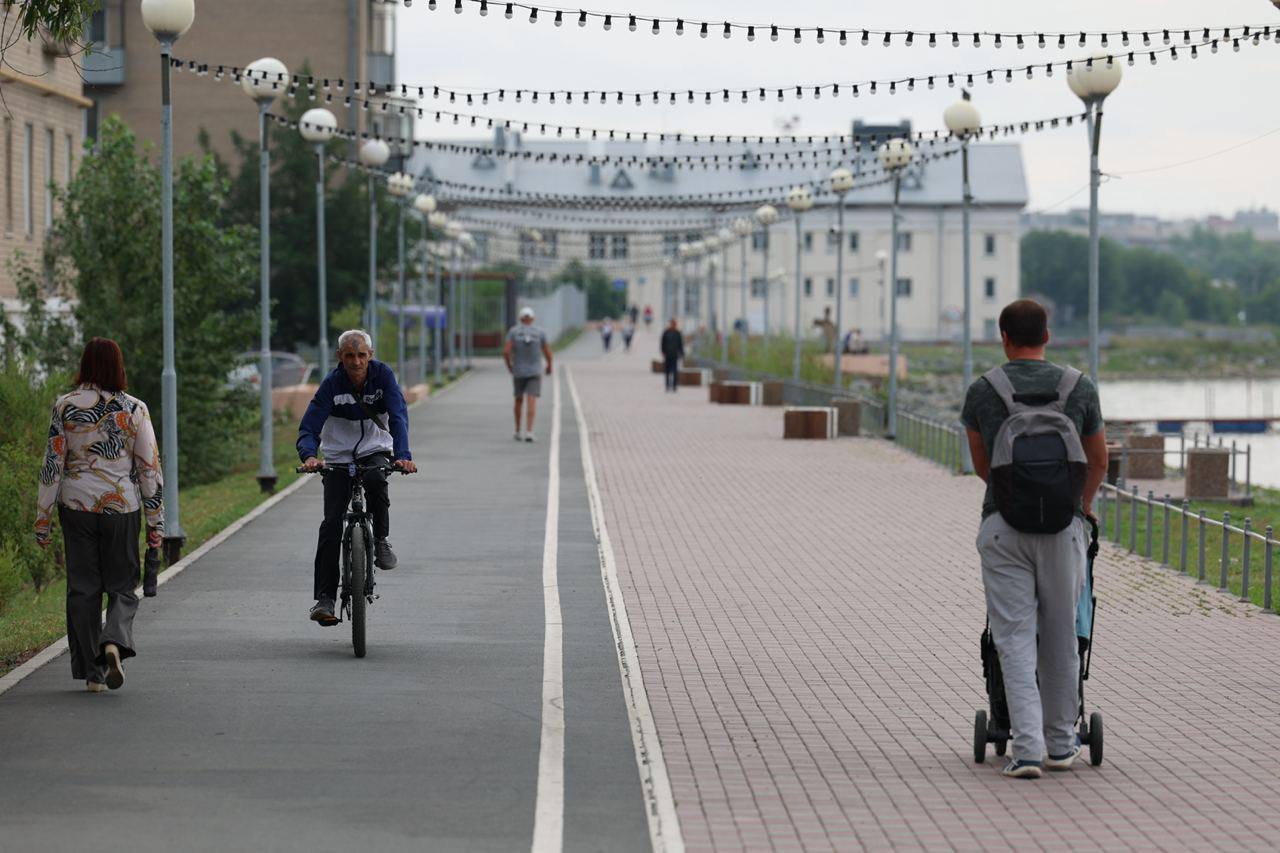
[983,365,1088,534]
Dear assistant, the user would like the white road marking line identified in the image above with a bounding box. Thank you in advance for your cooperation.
[565,366,684,853]
[532,366,565,853]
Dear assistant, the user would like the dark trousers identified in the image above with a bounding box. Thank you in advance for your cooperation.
[314,454,390,601]
[59,507,140,682]
[664,357,680,391]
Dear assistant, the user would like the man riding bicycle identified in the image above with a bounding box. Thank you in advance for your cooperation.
[298,330,417,625]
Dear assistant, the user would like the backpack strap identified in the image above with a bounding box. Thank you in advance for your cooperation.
[1053,366,1084,412]
[981,366,1022,414]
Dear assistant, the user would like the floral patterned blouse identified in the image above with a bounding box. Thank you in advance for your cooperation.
[35,384,165,547]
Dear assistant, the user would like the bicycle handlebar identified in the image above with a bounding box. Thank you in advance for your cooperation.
[294,459,413,475]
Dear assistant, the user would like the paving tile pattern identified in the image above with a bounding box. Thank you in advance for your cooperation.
[572,357,1280,852]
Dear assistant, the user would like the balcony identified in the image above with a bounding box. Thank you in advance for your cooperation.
[83,45,126,86]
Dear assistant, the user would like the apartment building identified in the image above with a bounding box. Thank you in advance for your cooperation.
[84,0,410,166]
[0,30,91,302]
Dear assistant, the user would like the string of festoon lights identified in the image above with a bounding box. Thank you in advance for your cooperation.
[450,213,729,234]
[447,208,721,228]
[272,109,1089,172]
[402,0,1274,54]
[171,26,1274,125]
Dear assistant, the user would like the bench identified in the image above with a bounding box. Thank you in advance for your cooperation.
[783,407,838,439]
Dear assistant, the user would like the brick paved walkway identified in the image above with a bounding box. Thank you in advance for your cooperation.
[571,355,1280,851]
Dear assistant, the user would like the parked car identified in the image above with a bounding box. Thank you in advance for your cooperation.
[227,351,314,390]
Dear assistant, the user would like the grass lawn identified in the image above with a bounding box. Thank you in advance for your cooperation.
[552,327,583,352]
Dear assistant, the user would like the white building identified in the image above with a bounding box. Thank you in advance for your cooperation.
[408,121,1027,342]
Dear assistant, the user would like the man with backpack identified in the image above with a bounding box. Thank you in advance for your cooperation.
[961,299,1109,779]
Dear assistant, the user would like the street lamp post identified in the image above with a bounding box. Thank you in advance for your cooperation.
[1068,55,1123,385]
[460,232,476,369]
[944,93,983,473]
[241,55,288,496]
[830,167,854,390]
[386,172,412,380]
[703,235,719,341]
[141,0,195,561]
[787,186,814,380]
[755,204,779,336]
[878,138,914,439]
[414,194,437,385]
[428,210,448,385]
[718,226,733,363]
[300,108,337,362]
[676,243,690,326]
[733,217,752,356]
[444,220,462,376]
[358,140,391,342]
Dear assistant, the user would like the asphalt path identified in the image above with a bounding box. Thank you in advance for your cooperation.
[0,346,649,852]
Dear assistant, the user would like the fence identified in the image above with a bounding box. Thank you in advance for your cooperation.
[520,285,586,344]
[1110,433,1253,498]
[897,411,966,473]
[1096,481,1277,611]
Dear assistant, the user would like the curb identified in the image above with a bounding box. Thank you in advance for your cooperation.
[0,370,471,698]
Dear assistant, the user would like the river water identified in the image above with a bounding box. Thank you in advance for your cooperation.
[1101,378,1280,489]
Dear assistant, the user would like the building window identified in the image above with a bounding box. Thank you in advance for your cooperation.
[895,277,912,298]
[983,319,998,340]
[588,232,607,260]
[803,277,812,297]
[984,234,996,256]
[662,233,680,257]
[44,128,54,230]
[23,123,33,236]
[518,233,539,260]
[370,1,395,54]
[64,132,73,184]
[610,233,628,259]
[752,231,769,251]
[848,278,860,298]
[542,232,558,259]
[849,231,859,252]
[802,231,813,253]
[750,277,767,298]
[984,277,996,300]
[826,230,840,250]
[4,117,12,233]
[825,278,835,297]
[895,231,912,252]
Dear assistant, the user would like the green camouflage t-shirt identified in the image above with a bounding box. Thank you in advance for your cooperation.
[960,359,1104,518]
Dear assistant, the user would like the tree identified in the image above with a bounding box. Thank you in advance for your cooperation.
[1,0,98,58]
[48,116,259,484]
[555,259,624,319]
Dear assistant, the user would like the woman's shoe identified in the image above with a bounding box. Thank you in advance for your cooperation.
[103,644,125,690]
[86,680,107,693]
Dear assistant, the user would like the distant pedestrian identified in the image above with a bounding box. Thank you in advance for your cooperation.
[962,299,1109,779]
[660,318,684,392]
[622,318,635,352]
[601,318,614,352]
[503,306,553,441]
[35,337,164,693]
[643,305,654,329]
[629,304,640,326]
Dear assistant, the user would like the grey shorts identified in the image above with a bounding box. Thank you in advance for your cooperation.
[513,374,542,398]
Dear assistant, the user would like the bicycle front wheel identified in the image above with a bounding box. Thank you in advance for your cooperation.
[349,523,368,658]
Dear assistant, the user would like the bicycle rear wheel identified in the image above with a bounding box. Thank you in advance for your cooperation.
[349,524,368,658]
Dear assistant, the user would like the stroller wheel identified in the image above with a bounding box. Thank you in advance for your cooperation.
[973,710,988,764]
[994,740,1007,756]
[1089,712,1104,766]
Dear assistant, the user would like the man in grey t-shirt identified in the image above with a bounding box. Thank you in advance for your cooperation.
[503,307,553,442]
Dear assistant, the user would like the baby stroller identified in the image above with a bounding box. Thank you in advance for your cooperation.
[973,517,1104,766]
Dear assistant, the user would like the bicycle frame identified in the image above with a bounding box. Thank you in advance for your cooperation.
[337,465,377,621]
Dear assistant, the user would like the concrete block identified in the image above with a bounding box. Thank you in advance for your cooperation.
[678,368,710,387]
[830,397,862,436]
[762,380,785,407]
[1186,448,1230,500]
[651,359,665,374]
[783,407,838,439]
[715,381,762,405]
[1124,434,1166,479]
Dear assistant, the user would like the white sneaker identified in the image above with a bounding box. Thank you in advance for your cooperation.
[1045,742,1083,771]
[524,432,536,443]
[514,430,523,441]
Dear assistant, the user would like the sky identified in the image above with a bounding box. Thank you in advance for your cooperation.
[397,0,1280,219]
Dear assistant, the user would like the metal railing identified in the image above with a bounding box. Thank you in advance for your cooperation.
[1111,434,1253,499]
[896,410,965,474]
[1096,480,1276,612]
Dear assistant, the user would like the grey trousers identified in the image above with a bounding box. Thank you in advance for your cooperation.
[977,513,1087,761]
[59,507,140,683]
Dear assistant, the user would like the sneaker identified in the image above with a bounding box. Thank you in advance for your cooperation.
[1046,742,1083,771]
[514,430,523,441]
[310,596,339,626]
[103,643,125,690]
[524,432,536,443]
[1001,759,1043,779]
[85,680,107,694]
[375,538,398,570]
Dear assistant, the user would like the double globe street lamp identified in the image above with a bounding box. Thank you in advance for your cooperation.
[733,217,752,354]
[358,139,391,341]
[717,226,734,363]
[413,193,437,385]
[242,55,287,495]
[829,166,855,389]
[140,0,195,559]
[878,137,914,439]
[1067,55,1122,385]
[428,210,449,385]
[299,108,337,361]
[787,186,814,381]
[385,171,414,381]
[754,204,779,335]
[944,93,983,473]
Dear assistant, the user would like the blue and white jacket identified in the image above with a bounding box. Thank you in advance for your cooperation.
[297,360,412,464]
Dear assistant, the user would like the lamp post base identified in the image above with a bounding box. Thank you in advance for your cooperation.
[256,474,278,494]
[162,536,186,568]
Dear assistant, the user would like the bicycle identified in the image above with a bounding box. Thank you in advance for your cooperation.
[297,458,410,658]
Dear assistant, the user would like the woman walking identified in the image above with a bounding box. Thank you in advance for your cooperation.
[35,338,164,692]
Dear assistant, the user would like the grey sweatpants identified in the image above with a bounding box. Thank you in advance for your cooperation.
[977,513,1087,761]
[60,507,140,683]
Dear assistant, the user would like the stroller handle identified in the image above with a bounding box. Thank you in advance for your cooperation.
[1086,514,1100,560]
